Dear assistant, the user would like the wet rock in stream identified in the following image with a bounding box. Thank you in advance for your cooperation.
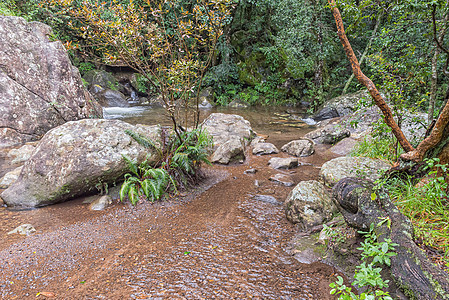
[252,142,279,155]
[268,157,299,170]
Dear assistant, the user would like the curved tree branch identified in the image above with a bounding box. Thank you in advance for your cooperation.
[328,0,414,153]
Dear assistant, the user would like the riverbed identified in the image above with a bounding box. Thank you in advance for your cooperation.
[0,106,342,299]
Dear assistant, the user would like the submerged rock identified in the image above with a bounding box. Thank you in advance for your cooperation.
[319,157,391,187]
[0,16,102,147]
[1,119,161,207]
[253,194,279,205]
[89,195,112,211]
[269,173,295,187]
[285,180,335,228]
[281,139,314,157]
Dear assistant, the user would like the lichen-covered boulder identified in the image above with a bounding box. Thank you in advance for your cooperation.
[319,157,391,187]
[210,138,245,164]
[285,180,335,228]
[0,119,161,207]
[253,142,279,155]
[281,139,314,157]
[313,90,368,120]
[201,113,255,149]
[0,16,102,148]
[304,123,350,144]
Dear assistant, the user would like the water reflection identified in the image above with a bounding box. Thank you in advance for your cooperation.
[105,105,316,149]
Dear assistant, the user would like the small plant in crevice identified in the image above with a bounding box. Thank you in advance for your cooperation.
[119,128,213,205]
[330,222,397,300]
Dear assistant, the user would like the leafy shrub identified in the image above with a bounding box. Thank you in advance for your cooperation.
[330,222,397,300]
[119,127,213,205]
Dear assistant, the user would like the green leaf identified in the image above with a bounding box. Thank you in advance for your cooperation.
[381,242,389,253]
[128,186,140,205]
[119,181,132,202]
[122,154,139,177]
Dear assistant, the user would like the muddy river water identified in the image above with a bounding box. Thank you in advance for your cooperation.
[0,106,342,299]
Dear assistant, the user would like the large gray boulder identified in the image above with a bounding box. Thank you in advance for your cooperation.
[311,94,427,145]
[285,180,336,228]
[202,113,255,164]
[304,122,351,144]
[319,156,391,187]
[0,119,161,207]
[96,89,129,107]
[0,16,102,148]
[313,90,368,121]
[201,113,255,149]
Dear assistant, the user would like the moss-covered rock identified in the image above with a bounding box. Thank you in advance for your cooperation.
[333,177,449,299]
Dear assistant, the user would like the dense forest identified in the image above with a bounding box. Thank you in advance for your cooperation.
[2,0,449,115]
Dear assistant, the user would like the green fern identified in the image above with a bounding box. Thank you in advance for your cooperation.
[119,127,212,205]
[122,154,139,177]
[125,129,163,158]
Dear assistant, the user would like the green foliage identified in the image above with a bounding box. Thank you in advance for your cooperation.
[385,158,449,265]
[330,222,397,300]
[119,128,213,205]
[350,121,402,162]
[322,223,354,249]
[0,0,17,16]
[337,0,449,115]
[77,62,95,76]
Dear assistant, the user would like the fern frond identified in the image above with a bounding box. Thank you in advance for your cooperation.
[172,152,192,173]
[122,154,139,177]
[128,186,140,205]
[119,181,133,202]
[125,129,163,158]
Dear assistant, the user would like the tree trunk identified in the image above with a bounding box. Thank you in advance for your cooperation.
[328,0,449,164]
[429,10,449,125]
[327,0,414,153]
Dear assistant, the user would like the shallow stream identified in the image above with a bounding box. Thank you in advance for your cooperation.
[0,106,342,299]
